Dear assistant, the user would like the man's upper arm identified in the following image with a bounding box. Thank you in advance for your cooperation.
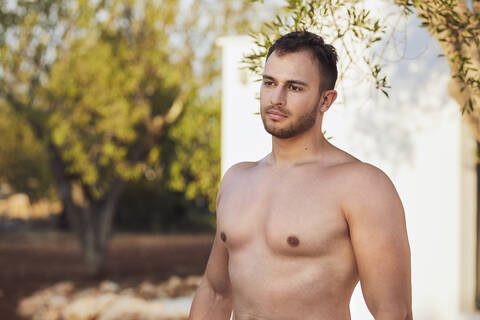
[203,231,231,296]
[205,162,250,295]
[342,163,412,318]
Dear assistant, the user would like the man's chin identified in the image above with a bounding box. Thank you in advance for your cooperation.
[264,126,295,139]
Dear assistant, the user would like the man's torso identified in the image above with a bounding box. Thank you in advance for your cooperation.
[217,151,362,320]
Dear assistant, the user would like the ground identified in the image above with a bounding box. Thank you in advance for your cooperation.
[0,231,214,320]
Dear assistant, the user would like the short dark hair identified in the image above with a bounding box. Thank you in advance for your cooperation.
[266,31,338,91]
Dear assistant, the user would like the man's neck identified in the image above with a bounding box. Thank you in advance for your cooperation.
[268,129,331,167]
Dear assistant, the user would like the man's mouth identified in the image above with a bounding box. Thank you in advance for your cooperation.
[266,110,288,121]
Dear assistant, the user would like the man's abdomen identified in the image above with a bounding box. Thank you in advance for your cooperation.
[228,240,358,320]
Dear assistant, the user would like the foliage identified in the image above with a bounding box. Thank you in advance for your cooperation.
[115,183,215,232]
[116,95,221,229]
[0,0,250,208]
[0,105,54,200]
[0,0,256,273]
[395,0,480,115]
[168,97,221,212]
[244,0,394,97]
[249,0,480,141]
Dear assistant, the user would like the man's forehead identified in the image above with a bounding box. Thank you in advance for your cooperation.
[264,50,320,82]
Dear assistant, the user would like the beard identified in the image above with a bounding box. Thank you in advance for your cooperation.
[261,103,319,139]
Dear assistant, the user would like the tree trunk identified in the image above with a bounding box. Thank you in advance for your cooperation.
[48,143,126,276]
[83,218,108,276]
[67,187,124,275]
[72,183,125,276]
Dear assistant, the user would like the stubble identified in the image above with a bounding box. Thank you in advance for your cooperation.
[261,103,319,139]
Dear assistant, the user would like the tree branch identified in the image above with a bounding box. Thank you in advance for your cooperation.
[165,90,188,125]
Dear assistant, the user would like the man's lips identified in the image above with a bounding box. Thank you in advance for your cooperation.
[266,110,288,120]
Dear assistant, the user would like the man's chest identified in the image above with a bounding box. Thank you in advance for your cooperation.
[217,170,350,257]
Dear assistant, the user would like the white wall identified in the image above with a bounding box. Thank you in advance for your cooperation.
[218,34,479,319]
[216,36,272,175]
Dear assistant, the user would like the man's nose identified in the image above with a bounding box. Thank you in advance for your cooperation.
[270,86,286,106]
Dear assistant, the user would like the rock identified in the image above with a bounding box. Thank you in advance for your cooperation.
[98,295,165,320]
[37,307,63,320]
[137,281,157,299]
[162,275,201,298]
[53,282,75,296]
[185,275,202,287]
[99,281,120,293]
[164,276,182,297]
[17,281,74,319]
[62,293,117,320]
[120,288,136,296]
[18,277,197,320]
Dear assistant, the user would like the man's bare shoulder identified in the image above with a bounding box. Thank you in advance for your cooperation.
[335,160,393,189]
[323,146,398,199]
[324,145,388,181]
[216,161,258,209]
[334,160,403,221]
[221,161,258,183]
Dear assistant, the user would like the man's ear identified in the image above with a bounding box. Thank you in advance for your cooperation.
[318,89,337,113]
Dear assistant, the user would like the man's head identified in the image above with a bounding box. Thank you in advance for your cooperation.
[260,31,338,139]
[266,31,338,92]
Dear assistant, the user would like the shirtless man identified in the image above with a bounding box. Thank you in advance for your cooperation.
[189,31,412,320]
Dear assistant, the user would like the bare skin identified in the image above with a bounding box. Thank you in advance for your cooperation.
[189,50,412,320]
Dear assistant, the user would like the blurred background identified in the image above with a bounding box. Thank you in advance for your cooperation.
[0,0,279,319]
[1,0,480,319]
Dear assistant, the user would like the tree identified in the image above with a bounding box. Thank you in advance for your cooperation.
[395,0,480,140]
[0,105,55,201]
[245,0,392,98]
[115,97,221,233]
[168,95,222,214]
[0,0,255,275]
[247,0,480,140]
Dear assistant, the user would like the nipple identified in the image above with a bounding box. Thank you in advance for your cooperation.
[220,232,227,242]
[287,235,300,247]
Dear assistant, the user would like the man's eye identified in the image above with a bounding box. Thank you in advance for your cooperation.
[289,85,302,91]
[263,81,274,86]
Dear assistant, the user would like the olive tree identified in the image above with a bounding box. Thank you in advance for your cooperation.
[247,0,480,140]
[0,0,255,274]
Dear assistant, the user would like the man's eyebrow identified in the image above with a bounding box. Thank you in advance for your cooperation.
[262,75,309,87]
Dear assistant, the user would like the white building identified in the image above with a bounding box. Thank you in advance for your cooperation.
[217,32,478,319]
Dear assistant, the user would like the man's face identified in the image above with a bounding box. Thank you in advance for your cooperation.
[260,50,323,139]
